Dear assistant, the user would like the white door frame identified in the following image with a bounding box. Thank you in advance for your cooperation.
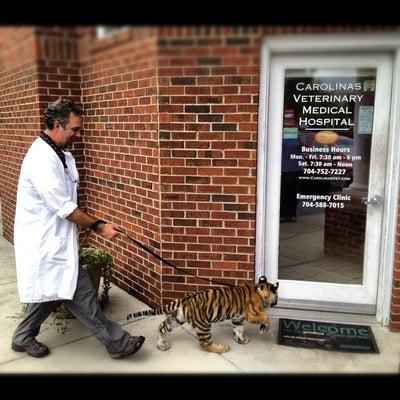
[266,53,392,313]
[256,33,400,325]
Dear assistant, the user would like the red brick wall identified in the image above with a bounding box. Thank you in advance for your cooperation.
[79,27,161,308]
[390,202,400,331]
[35,27,84,181]
[0,26,83,242]
[0,27,41,241]
[157,28,260,303]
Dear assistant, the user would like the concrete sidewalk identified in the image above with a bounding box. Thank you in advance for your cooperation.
[1,225,399,374]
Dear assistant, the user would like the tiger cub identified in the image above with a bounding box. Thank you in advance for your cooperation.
[126,276,279,353]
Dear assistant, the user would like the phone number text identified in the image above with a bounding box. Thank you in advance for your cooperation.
[302,168,347,176]
[301,201,345,209]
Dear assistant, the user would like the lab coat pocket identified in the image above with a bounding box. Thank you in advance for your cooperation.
[38,237,69,299]
[40,236,68,264]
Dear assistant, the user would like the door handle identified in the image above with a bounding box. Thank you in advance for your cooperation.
[360,195,382,206]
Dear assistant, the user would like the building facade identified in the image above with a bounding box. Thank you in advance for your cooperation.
[1,25,399,331]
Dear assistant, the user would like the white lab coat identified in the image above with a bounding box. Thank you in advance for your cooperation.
[14,136,79,302]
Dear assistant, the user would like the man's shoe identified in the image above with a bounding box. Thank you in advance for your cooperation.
[109,335,145,359]
[11,339,50,358]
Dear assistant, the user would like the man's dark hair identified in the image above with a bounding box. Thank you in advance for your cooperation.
[44,99,83,129]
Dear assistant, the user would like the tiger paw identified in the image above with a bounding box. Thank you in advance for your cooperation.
[235,334,250,344]
[157,340,171,351]
[259,323,270,334]
[205,343,230,353]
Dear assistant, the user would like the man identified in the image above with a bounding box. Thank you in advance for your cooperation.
[12,99,145,359]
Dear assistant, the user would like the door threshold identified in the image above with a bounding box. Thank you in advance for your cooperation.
[268,306,380,326]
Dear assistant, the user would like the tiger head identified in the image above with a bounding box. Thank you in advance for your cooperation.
[257,276,279,307]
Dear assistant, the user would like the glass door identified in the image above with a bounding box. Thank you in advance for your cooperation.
[264,54,393,313]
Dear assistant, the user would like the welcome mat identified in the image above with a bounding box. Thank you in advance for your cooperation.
[278,318,379,353]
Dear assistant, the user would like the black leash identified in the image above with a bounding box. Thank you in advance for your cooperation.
[116,229,234,287]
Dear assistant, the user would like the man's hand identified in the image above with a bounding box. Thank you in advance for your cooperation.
[98,223,121,240]
[67,208,121,241]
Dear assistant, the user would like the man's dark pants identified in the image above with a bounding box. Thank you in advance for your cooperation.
[12,267,131,354]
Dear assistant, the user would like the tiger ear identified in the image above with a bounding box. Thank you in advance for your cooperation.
[258,276,267,284]
[275,282,279,289]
